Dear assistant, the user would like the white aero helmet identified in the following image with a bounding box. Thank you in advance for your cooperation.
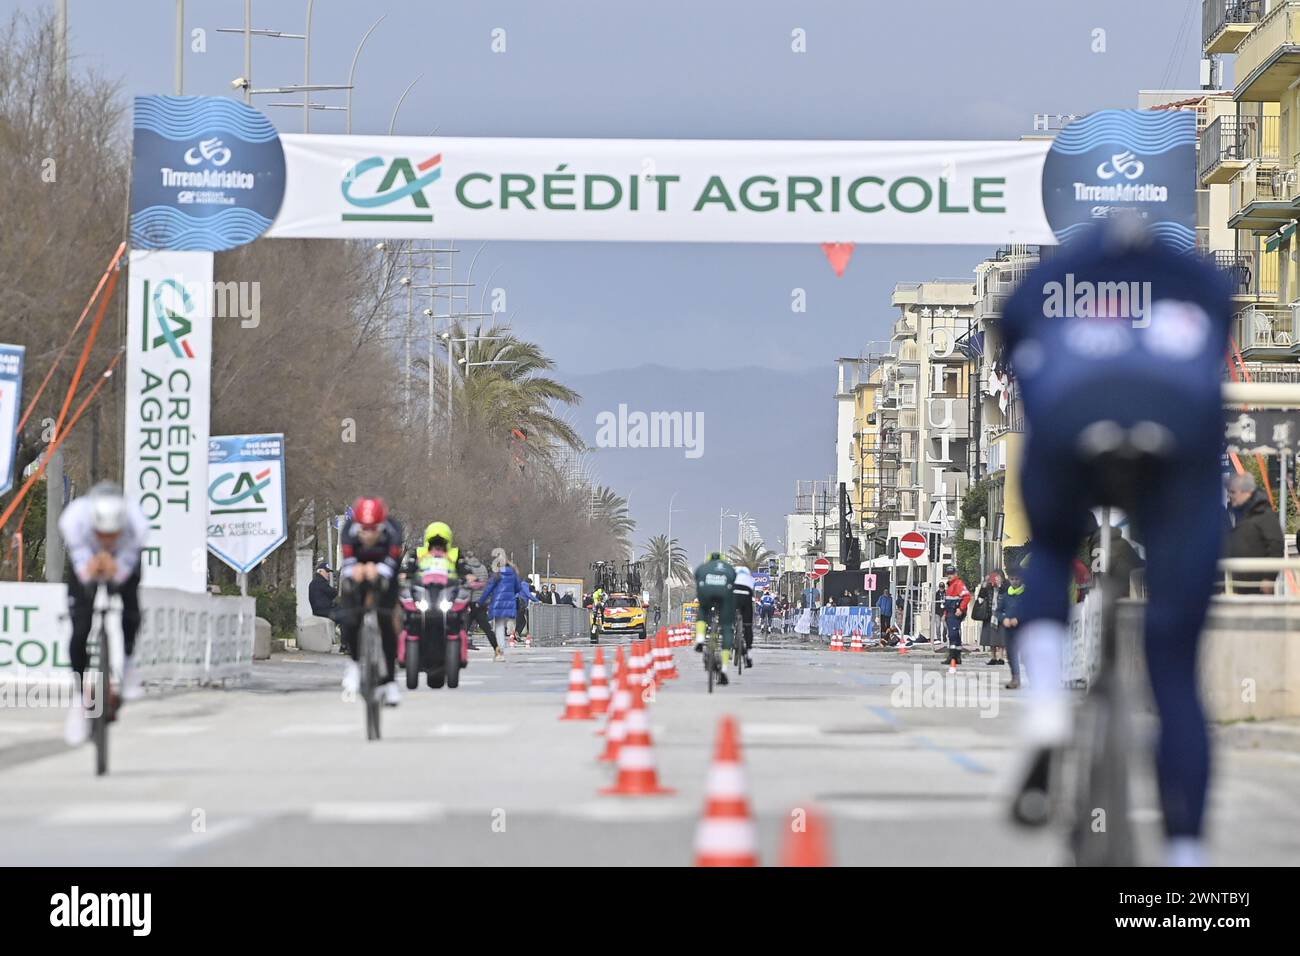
[89,482,128,535]
[734,566,754,589]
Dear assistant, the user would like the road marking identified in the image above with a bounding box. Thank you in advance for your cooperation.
[0,724,45,735]
[140,724,211,736]
[829,801,999,821]
[308,802,444,823]
[168,816,258,850]
[46,802,190,825]
[528,679,567,686]
[428,723,513,737]
[558,802,692,821]
[742,723,823,739]
[272,724,356,737]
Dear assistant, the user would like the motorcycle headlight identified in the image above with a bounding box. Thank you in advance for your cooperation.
[438,599,452,612]
[415,600,429,612]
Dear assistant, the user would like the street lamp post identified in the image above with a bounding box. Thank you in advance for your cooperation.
[719,508,736,555]
[345,15,386,134]
[389,73,424,135]
[666,491,682,619]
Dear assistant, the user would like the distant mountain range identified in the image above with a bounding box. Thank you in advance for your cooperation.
[562,363,836,561]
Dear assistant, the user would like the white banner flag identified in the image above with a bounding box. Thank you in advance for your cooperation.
[125,249,213,592]
[0,344,24,496]
[207,433,288,574]
[268,134,1057,246]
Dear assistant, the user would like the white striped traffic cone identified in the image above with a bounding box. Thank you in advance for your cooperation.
[559,650,592,721]
[694,715,757,866]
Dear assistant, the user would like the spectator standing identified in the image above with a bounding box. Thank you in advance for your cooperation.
[462,550,502,661]
[972,570,1005,666]
[1225,473,1284,594]
[876,590,894,635]
[481,562,536,655]
[1001,567,1027,689]
[942,565,971,666]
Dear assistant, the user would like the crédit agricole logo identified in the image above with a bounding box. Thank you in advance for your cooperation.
[209,467,271,515]
[142,278,197,359]
[341,154,442,222]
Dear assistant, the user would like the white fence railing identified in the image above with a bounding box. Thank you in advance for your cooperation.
[0,583,256,687]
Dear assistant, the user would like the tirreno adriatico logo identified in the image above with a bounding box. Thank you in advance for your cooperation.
[130,96,285,252]
[143,279,196,359]
[184,137,232,167]
[1095,150,1144,181]
[1040,109,1196,249]
[341,154,443,222]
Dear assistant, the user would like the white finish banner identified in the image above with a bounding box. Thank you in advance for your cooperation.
[125,249,213,592]
[0,583,254,685]
[268,134,1057,245]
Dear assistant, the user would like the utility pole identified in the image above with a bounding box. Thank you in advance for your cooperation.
[46,0,69,582]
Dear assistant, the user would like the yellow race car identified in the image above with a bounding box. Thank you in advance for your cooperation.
[596,593,647,639]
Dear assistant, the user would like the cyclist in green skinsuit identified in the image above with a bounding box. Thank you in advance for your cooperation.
[693,552,737,685]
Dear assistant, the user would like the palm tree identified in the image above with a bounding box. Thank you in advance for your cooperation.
[435,321,584,464]
[642,533,690,605]
[727,539,775,570]
[590,485,635,553]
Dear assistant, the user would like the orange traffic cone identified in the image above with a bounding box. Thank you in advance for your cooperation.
[559,650,593,721]
[830,631,843,652]
[652,634,668,688]
[597,645,628,736]
[600,670,673,795]
[589,647,611,715]
[780,805,833,867]
[694,715,757,866]
[661,629,680,680]
[598,667,631,762]
[850,629,864,653]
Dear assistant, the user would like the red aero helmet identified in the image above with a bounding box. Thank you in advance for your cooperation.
[352,496,388,528]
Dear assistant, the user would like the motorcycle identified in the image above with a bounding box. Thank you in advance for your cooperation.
[399,551,470,690]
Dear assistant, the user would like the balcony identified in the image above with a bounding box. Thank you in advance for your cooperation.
[1205,0,1264,55]
[1228,164,1298,231]
[1232,360,1300,382]
[975,292,1009,322]
[1212,249,1279,297]
[1235,1,1300,101]
[1235,303,1295,358]
[1201,114,1278,184]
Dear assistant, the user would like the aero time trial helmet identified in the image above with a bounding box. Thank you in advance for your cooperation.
[89,482,128,535]
[708,551,723,562]
[352,496,388,528]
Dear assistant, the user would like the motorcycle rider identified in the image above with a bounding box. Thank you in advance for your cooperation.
[416,521,473,667]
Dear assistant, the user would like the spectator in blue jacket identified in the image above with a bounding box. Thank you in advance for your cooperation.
[876,591,894,635]
[1000,566,1027,689]
[481,562,536,653]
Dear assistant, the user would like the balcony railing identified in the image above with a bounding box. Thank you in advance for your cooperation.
[1232,360,1300,382]
[1204,0,1265,54]
[1236,2,1300,99]
[1212,249,1280,297]
[975,292,1009,322]
[1201,115,1280,182]
[1232,163,1297,212]
[1235,303,1295,351]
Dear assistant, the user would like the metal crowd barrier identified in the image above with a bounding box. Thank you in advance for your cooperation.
[526,604,593,644]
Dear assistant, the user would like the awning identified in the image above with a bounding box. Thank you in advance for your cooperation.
[1264,222,1296,253]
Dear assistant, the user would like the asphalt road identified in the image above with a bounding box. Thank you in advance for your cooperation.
[2,638,1298,866]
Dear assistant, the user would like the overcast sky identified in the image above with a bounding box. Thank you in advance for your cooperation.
[8,0,1205,556]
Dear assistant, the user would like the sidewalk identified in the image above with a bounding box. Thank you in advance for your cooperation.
[1217,717,1300,754]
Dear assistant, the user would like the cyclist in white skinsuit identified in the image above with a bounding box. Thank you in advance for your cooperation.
[732,566,755,668]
